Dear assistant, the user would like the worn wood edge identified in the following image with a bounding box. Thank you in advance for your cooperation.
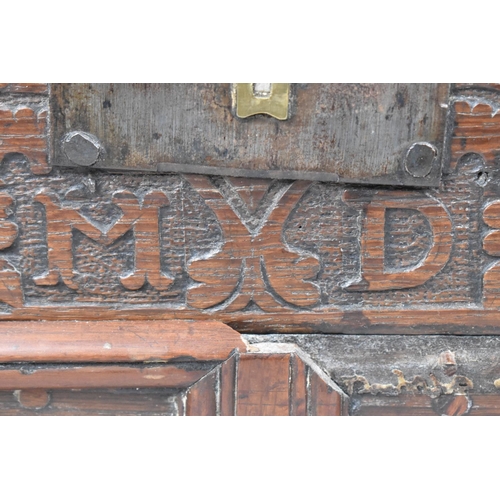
[2,85,500,335]
[0,364,212,390]
[2,307,500,334]
[0,83,48,95]
[183,344,349,416]
[0,320,247,363]
[248,342,349,409]
[353,392,500,416]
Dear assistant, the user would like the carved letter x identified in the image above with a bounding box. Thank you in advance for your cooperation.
[185,175,320,312]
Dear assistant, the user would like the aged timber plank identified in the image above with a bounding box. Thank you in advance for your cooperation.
[0,364,213,390]
[219,353,237,416]
[184,344,348,416]
[3,84,500,333]
[236,353,291,416]
[0,84,50,174]
[0,320,246,363]
[185,371,218,416]
[0,84,48,94]
[50,84,448,187]
[0,388,180,416]
[245,333,500,416]
[308,369,345,416]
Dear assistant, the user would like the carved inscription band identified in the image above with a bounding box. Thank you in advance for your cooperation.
[1,84,500,334]
[0,175,455,307]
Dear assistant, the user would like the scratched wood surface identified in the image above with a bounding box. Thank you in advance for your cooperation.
[0,320,245,362]
[0,333,347,415]
[0,388,183,416]
[351,394,500,416]
[2,84,500,334]
[245,332,500,416]
[50,84,448,186]
[183,346,348,416]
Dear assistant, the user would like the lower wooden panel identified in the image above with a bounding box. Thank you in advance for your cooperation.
[184,346,348,416]
[352,393,500,416]
[0,363,214,390]
[236,354,291,416]
[185,371,218,416]
[0,388,181,416]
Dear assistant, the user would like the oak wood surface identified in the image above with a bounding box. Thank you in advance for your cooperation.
[184,346,348,416]
[8,83,500,415]
[50,84,447,187]
[0,364,212,390]
[0,320,246,363]
[1,84,500,334]
[185,371,218,416]
[351,393,500,416]
[0,388,180,416]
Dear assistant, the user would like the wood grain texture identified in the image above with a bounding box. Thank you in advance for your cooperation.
[185,175,320,311]
[290,352,307,416]
[0,320,246,363]
[0,345,345,416]
[245,333,500,416]
[183,345,348,416]
[0,85,50,174]
[0,388,180,416]
[33,189,173,291]
[343,190,452,291]
[0,84,48,94]
[0,364,212,390]
[219,353,237,416]
[185,371,218,416]
[2,84,500,334]
[351,393,500,416]
[236,354,291,416]
[50,84,448,187]
[308,369,344,416]
[16,389,50,409]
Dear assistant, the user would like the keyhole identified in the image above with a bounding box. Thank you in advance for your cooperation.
[253,83,272,98]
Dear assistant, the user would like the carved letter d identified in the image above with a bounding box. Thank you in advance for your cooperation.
[343,190,453,291]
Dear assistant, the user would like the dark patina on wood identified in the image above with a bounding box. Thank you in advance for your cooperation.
[0,320,347,416]
[244,332,500,416]
[50,84,449,186]
[1,83,500,334]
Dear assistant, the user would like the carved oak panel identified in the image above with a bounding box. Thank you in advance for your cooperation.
[1,84,500,334]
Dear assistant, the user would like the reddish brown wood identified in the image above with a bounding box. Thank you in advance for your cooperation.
[2,84,500,335]
[16,389,50,409]
[46,389,179,416]
[0,83,48,94]
[0,320,246,363]
[308,370,345,416]
[236,353,291,416]
[290,353,307,416]
[185,371,218,416]
[219,354,237,416]
[343,190,453,291]
[0,102,50,174]
[183,346,348,416]
[0,364,210,390]
[0,329,349,415]
[185,175,320,312]
[0,388,180,416]
[450,100,500,170]
[34,190,173,291]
